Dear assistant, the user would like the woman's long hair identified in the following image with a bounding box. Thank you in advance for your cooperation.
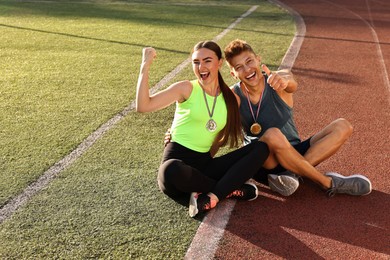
[193,41,242,148]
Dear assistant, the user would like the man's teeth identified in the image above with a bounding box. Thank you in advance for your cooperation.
[246,72,256,79]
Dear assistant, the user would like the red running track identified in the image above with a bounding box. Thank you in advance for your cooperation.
[213,0,390,258]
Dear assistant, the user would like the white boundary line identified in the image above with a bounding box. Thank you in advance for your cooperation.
[0,5,258,224]
[271,0,306,71]
[323,0,390,103]
[184,1,305,259]
[184,200,237,260]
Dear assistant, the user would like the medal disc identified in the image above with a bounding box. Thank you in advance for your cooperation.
[206,119,217,132]
[250,123,262,135]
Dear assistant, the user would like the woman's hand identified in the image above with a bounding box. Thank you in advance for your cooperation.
[142,47,157,68]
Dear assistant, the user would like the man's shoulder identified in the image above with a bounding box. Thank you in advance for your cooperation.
[230,82,241,92]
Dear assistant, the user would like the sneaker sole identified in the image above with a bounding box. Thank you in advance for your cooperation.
[268,174,299,196]
[188,192,199,217]
[325,172,372,195]
[245,181,258,201]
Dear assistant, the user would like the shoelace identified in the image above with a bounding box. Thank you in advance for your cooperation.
[326,177,337,197]
[326,188,335,197]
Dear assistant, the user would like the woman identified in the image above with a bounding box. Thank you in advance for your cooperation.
[136,41,269,217]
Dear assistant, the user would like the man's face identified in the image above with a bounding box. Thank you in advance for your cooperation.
[228,51,263,88]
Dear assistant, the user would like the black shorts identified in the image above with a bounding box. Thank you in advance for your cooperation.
[252,137,312,185]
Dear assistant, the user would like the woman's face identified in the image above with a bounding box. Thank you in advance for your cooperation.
[192,48,222,86]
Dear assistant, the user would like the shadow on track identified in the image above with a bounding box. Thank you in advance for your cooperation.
[218,181,390,258]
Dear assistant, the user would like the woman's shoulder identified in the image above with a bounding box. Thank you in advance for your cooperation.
[170,80,192,87]
[169,80,194,102]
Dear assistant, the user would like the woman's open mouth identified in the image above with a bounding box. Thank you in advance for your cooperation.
[200,72,210,80]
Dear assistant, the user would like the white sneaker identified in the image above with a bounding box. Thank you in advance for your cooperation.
[268,172,299,196]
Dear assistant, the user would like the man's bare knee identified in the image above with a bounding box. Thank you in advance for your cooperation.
[260,128,290,150]
[334,118,353,139]
[260,128,282,143]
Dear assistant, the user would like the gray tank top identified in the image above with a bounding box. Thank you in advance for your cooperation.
[233,75,301,145]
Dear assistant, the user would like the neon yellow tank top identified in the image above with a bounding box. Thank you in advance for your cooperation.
[171,80,227,152]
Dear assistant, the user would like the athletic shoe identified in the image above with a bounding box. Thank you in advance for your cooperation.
[325,172,372,197]
[268,171,299,196]
[188,193,214,217]
[226,181,258,201]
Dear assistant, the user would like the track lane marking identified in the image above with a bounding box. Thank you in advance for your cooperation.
[184,1,305,258]
[323,0,390,103]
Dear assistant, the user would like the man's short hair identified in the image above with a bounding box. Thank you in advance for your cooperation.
[224,39,256,65]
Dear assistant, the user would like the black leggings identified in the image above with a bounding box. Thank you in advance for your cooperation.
[158,141,269,200]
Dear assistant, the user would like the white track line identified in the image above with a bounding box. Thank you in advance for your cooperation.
[365,0,390,102]
[323,0,390,103]
[271,0,306,71]
[185,200,237,260]
[0,5,258,224]
[184,1,305,259]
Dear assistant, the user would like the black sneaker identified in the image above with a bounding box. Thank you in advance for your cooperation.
[188,193,214,217]
[325,172,372,197]
[226,182,258,201]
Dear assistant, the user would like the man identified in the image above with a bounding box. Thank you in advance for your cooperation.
[223,39,371,197]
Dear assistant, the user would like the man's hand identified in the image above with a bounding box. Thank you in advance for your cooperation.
[261,64,289,92]
[164,128,171,147]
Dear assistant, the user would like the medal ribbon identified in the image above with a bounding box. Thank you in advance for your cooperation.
[202,87,219,119]
[243,81,264,124]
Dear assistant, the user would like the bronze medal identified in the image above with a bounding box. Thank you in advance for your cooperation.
[250,123,262,135]
[243,79,265,136]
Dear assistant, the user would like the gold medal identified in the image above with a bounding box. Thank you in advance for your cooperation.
[250,123,262,135]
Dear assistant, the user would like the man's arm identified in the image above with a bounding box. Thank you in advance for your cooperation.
[262,64,297,107]
[164,128,221,158]
[262,64,297,93]
[273,69,298,94]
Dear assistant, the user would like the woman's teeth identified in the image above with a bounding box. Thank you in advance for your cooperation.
[200,72,209,80]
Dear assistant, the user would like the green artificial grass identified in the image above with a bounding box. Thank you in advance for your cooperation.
[0,0,260,205]
[0,0,295,258]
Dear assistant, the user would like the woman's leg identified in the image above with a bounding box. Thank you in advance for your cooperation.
[158,158,216,198]
[204,141,270,200]
[189,141,269,217]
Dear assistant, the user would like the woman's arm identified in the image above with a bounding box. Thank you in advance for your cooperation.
[136,47,191,113]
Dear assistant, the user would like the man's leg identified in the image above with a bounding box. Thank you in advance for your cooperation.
[304,118,353,166]
[260,127,371,196]
[260,128,332,189]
